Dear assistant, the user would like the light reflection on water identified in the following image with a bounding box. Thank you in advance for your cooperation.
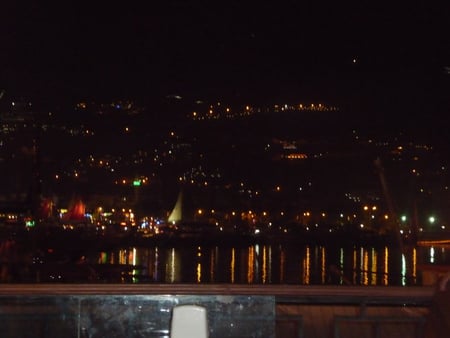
[96,244,450,286]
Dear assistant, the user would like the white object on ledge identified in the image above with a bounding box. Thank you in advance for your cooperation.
[170,304,209,338]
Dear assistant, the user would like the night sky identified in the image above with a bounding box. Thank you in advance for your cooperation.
[0,2,449,117]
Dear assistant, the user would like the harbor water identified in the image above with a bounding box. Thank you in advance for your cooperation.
[91,242,449,286]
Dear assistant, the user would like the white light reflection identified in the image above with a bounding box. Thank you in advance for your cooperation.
[166,248,177,283]
[401,254,406,286]
[255,244,260,282]
[132,247,137,282]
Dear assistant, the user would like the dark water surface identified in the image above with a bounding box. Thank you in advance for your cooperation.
[91,242,449,286]
[2,228,448,285]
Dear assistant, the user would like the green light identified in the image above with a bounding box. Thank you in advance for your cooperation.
[133,180,141,186]
[25,220,35,227]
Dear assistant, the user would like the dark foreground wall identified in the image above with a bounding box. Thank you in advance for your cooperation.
[0,294,274,338]
[0,284,436,338]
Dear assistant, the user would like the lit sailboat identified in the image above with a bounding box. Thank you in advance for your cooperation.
[168,191,183,225]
